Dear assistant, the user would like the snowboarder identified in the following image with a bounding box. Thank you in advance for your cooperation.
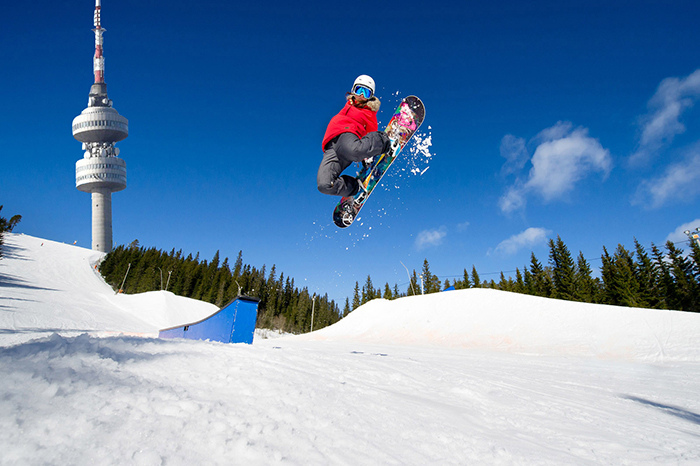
[317,75,391,198]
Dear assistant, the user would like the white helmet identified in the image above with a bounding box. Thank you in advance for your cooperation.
[352,75,375,98]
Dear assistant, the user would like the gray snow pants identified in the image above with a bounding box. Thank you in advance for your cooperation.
[317,132,388,197]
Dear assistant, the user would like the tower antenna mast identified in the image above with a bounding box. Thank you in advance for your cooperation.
[72,0,129,253]
[93,0,105,84]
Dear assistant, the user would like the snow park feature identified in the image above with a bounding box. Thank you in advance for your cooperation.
[159,295,259,344]
[1,233,700,465]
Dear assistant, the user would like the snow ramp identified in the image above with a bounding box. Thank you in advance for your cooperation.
[298,288,700,362]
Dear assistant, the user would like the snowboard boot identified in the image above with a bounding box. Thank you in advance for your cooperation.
[354,179,368,205]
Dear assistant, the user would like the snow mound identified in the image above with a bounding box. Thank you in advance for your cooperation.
[299,289,700,361]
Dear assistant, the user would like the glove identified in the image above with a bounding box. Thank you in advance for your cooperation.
[377,131,392,153]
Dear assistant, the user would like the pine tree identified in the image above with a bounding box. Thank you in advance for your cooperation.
[548,236,576,300]
[617,244,641,306]
[459,268,471,289]
[362,274,376,304]
[409,270,419,295]
[523,265,533,295]
[383,283,393,299]
[352,282,361,309]
[513,268,525,294]
[528,253,552,297]
[574,252,598,303]
[665,241,699,312]
[471,265,481,288]
[421,259,439,294]
[650,243,674,309]
[601,245,641,307]
[632,239,661,309]
[232,251,243,279]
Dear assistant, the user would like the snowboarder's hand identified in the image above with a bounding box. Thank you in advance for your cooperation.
[377,131,392,153]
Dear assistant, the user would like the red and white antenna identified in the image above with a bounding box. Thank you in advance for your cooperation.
[93,0,105,84]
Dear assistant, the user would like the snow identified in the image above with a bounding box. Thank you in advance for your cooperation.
[299,290,700,361]
[0,234,217,347]
[1,233,699,465]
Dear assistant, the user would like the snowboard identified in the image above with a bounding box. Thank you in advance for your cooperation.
[333,95,425,228]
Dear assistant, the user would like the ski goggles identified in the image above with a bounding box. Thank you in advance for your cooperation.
[352,85,373,99]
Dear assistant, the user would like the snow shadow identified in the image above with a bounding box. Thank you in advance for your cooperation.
[0,327,95,334]
[0,333,180,365]
[622,395,700,426]
[0,273,58,291]
[0,242,30,261]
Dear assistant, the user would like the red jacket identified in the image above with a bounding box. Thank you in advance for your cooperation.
[322,98,379,150]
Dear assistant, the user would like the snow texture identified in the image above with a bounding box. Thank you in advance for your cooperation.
[1,233,699,465]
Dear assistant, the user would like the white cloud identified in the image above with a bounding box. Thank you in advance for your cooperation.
[532,121,574,143]
[493,227,551,255]
[633,144,700,208]
[527,125,612,200]
[415,227,447,250]
[498,184,527,213]
[499,122,613,213]
[630,68,700,165]
[499,134,528,176]
[456,221,470,232]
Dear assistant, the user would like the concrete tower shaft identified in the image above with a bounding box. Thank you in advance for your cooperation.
[73,0,128,253]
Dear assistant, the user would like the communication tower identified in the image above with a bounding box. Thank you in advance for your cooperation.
[72,0,128,253]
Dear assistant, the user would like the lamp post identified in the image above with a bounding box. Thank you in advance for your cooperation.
[311,294,316,333]
[683,227,700,247]
[400,261,417,296]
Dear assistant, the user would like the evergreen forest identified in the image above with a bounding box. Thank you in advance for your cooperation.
[351,236,700,314]
[100,235,700,337]
[98,241,342,334]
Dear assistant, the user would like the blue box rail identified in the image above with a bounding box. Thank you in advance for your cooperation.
[158,295,260,344]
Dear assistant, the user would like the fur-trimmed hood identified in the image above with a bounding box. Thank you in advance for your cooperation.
[347,94,381,113]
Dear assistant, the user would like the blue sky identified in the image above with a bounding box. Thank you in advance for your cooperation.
[3,0,700,304]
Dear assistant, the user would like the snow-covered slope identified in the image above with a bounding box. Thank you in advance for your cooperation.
[1,233,699,465]
[0,233,217,346]
[300,289,700,361]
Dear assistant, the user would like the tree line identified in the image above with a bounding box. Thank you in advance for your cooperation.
[348,236,700,314]
[99,241,341,334]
